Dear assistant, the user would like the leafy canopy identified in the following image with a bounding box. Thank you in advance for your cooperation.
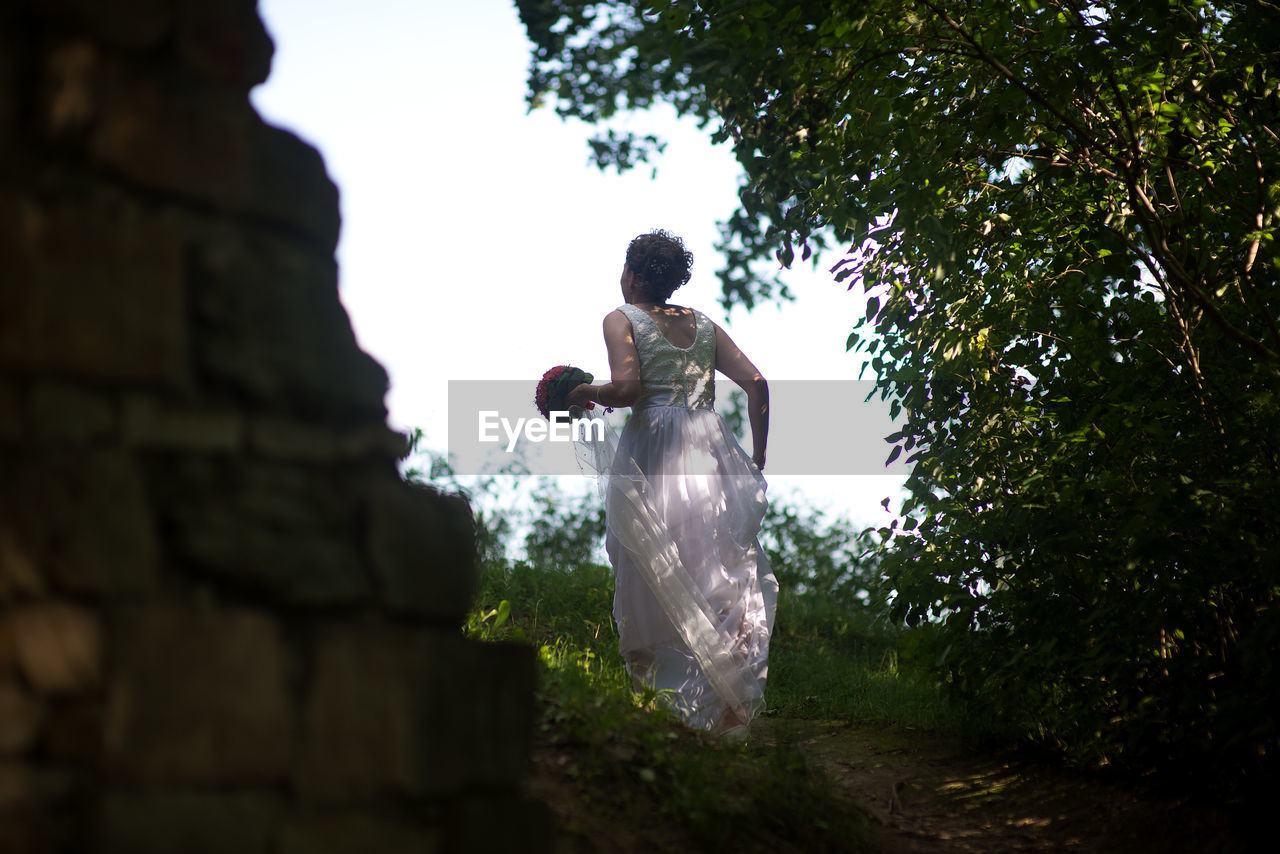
[518,0,1280,785]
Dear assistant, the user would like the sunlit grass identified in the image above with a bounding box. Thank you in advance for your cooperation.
[767,594,957,729]
[466,559,878,852]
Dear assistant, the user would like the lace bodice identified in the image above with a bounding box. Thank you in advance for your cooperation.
[617,304,716,410]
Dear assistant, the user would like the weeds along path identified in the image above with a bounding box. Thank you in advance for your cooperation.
[468,561,1248,851]
[752,719,1246,854]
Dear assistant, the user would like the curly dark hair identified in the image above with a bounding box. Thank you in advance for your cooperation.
[625,230,694,303]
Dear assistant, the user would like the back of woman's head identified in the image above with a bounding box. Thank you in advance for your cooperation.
[626,230,694,303]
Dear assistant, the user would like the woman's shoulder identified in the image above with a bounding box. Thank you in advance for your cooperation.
[604,308,634,336]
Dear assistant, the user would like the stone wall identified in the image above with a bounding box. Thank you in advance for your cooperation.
[0,1,545,851]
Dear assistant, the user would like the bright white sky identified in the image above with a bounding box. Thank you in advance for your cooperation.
[251,0,906,527]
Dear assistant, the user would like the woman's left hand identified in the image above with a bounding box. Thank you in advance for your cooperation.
[565,383,595,410]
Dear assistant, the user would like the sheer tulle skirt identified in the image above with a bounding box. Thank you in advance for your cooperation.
[587,405,777,731]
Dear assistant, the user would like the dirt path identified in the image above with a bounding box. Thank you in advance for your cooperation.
[531,718,1252,853]
[752,719,1247,853]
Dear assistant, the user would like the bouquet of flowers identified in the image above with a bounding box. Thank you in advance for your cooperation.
[535,365,594,420]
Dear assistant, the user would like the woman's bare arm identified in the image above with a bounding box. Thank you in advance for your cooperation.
[566,310,642,409]
[713,322,769,471]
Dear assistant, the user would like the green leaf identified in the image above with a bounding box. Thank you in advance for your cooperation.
[494,599,512,629]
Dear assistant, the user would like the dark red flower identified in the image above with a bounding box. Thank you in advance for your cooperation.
[535,365,594,420]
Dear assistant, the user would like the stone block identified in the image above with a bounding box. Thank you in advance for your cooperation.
[0,522,46,600]
[0,449,158,596]
[0,763,85,854]
[294,623,535,802]
[337,426,412,462]
[0,680,43,754]
[175,0,273,91]
[0,762,79,810]
[0,764,83,851]
[103,605,293,783]
[151,458,371,606]
[188,221,387,422]
[0,189,185,385]
[277,811,441,854]
[366,478,477,622]
[247,417,339,463]
[0,611,14,672]
[293,622,426,801]
[0,30,16,154]
[91,68,247,211]
[89,64,340,249]
[445,796,553,854]
[31,0,174,50]
[98,790,281,854]
[41,700,99,764]
[5,602,101,695]
[0,381,20,443]
[245,123,342,252]
[121,396,243,453]
[0,816,58,854]
[39,39,98,139]
[26,382,114,443]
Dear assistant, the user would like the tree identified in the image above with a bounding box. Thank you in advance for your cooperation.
[517,0,1280,784]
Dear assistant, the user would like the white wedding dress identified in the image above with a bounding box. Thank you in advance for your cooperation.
[579,304,777,731]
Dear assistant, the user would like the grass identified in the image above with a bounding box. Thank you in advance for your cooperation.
[766,593,956,729]
[469,560,875,851]
[465,558,971,851]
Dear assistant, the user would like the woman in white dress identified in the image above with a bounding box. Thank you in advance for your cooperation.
[567,230,777,736]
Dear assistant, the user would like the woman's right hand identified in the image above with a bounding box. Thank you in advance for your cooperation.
[565,383,595,410]
[753,449,766,472]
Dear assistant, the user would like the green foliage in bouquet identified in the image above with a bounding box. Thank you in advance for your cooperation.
[536,365,594,420]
